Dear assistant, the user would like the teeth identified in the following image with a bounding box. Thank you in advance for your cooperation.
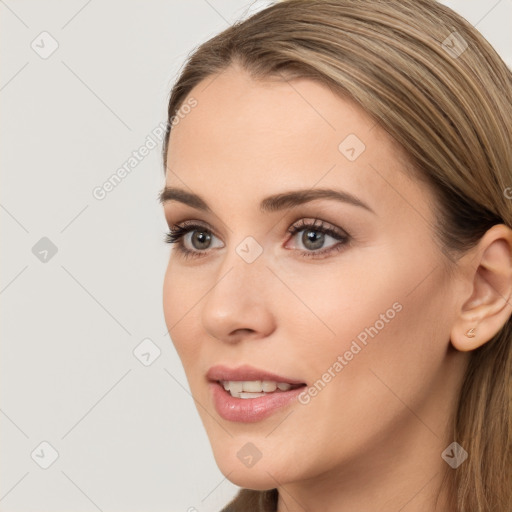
[262,381,277,392]
[238,392,266,399]
[242,380,262,392]
[220,380,298,397]
[228,381,243,394]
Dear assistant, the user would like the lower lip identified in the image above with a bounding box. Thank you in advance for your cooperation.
[209,382,306,423]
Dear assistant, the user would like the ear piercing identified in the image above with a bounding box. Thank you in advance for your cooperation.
[465,327,476,338]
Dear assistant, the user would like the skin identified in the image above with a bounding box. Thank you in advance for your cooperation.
[161,63,512,512]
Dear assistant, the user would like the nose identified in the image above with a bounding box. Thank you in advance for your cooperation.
[201,245,277,344]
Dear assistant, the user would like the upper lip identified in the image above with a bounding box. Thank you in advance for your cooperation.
[207,364,306,385]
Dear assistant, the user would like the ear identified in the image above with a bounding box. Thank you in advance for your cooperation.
[451,224,512,352]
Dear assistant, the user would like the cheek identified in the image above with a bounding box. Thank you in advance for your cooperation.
[275,252,409,364]
[284,244,453,410]
[162,260,203,363]
[260,264,452,480]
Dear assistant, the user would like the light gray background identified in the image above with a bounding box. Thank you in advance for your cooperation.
[1,1,511,511]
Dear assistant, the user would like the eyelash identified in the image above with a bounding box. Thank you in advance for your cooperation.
[164,219,350,260]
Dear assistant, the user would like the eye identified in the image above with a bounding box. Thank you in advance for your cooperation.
[285,218,350,259]
[164,218,350,260]
[164,221,223,259]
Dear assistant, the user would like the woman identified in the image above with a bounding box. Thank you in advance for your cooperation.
[160,1,512,510]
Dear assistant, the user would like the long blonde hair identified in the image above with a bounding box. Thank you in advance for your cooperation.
[163,1,512,510]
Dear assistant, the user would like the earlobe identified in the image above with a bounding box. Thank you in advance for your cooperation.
[451,322,485,351]
[450,224,512,352]
[451,325,485,352]
[464,327,476,338]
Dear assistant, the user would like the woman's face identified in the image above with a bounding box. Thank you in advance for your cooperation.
[162,65,469,489]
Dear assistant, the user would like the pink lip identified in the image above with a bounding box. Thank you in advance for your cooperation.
[206,364,307,423]
[206,364,306,385]
[209,381,306,423]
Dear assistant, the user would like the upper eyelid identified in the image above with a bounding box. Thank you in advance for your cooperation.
[170,217,341,230]
[170,218,348,241]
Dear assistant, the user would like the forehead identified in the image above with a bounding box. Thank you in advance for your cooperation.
[165,65,432,224]
[167,65,375,162]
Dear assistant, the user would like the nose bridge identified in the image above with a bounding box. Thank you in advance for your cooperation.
[201,234,276,340]
[211,233,269,305]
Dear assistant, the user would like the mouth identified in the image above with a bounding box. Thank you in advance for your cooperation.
[206,364,308,422]
[209,380,308,423]
[217,379,306,398]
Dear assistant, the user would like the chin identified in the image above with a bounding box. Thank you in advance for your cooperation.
[211,443,292,489]
[220,466,281,491]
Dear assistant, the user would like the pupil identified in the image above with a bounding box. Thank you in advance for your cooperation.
[193,231,210,249]
[304,230,324,250]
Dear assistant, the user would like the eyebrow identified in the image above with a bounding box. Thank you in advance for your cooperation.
[159,186,375,214]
